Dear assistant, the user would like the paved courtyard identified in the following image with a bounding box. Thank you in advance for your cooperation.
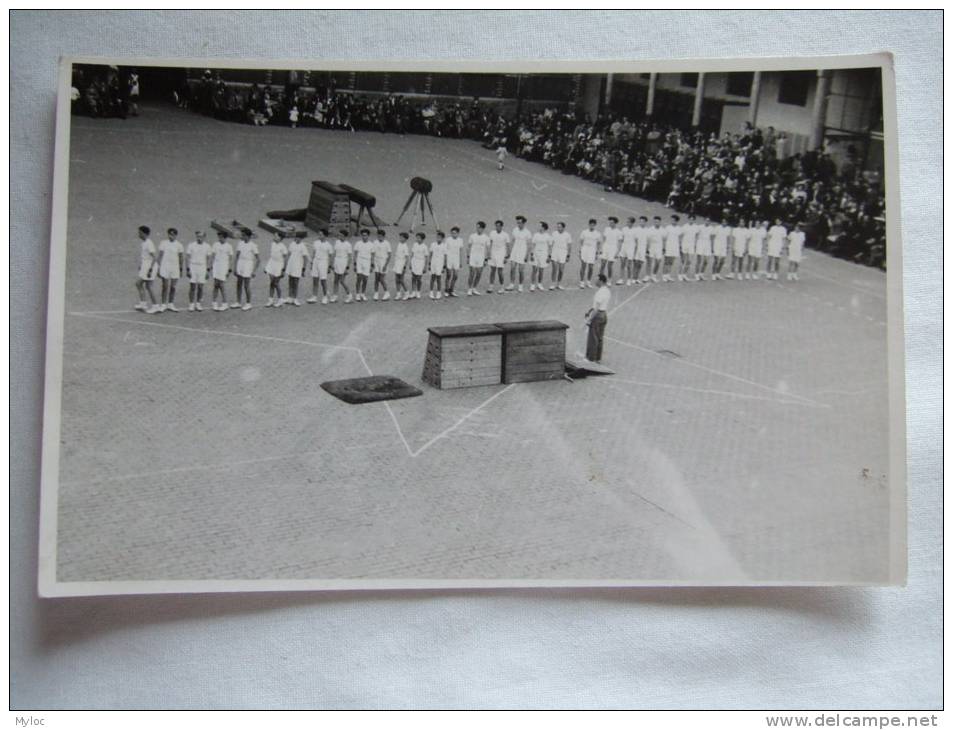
[51,104,893,586]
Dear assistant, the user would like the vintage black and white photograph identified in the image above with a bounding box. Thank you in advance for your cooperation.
[39,55,904,595]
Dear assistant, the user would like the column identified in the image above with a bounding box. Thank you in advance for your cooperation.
[809,69,831,151]
[691,72,706,127]
[646,72,657,116]
[747,71,762,126]
[604,73,614,108]
[580,75,602,119]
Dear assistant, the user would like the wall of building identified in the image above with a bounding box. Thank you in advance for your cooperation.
[750,72,818,137]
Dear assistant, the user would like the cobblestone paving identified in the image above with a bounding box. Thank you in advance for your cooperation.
[53,105,891,583]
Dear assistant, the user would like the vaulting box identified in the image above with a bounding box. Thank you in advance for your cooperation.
[422,324,503,390]
[495,320,569,384]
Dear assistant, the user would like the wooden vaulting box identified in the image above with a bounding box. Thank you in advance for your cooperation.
[422,320,568,389]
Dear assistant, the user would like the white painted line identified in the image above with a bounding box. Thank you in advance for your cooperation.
[608,282,651,316]
[68,311,361,353]
[609,377,822,408]
[410,383,516,458]
[70,310,422,458]
[382,401,415,458]
[354,347,416,458]
[605,336,829,408]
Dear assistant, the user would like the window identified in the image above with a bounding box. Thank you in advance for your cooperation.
[680,72,699,88]
[640,73,651,80]
[726,72,754,97]
[778,71,814,106]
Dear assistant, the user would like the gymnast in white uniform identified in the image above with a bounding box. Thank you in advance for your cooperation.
[233,228,259,310]
[157,227,185,312]
[549,221,571,290]
[264,231,289,307]
[307,229,334,304]
[135,225,158,312]
[209,229,233,311]
[508,215,532,292]
[530,221,551,291]
[391,232,411,300]
[285,234,309,305]
[466,220,489,296]
[578,218,601,288]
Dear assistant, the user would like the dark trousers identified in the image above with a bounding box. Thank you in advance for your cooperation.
[587,311,607,362]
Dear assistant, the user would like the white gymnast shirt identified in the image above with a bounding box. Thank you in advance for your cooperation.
[620,226,637,258]
[373,238,392,268]
[139,237,157,270]
[532,231,551,263]
[187,239,212,269]
[550,230,571,261]
[488,230,510,265]
[602,226,622,259]
[468,232,489,264]
[511,226,532,262]
[592,285,611,312]
[579,228,602,262]
[445,235,464,268]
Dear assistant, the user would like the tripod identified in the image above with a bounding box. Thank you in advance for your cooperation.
[394,178,438,230]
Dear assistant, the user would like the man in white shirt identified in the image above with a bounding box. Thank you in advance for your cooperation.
[134,225,158,313]
[466,220,490,296]
[488,220,510,294]
[712,218,731,280]
[746,220,768,280]
[332,229,353,303]
[307,229,334,304]
[353,228,375,301]
[729,218,750,280]
[634,215,650,283]
[444,226,464,297]
[156,227,185,312]
[662,214,682,283]
[646,216,664,283]
[428,230,448,300]
[372,229,392,301]
[586,274,611,363]
[232,228,260,311]
[210,230,234,311]
[766,218,788,280]
[549,221,571,290]
[786,222,806,281]
[693,220,713,281]
[186,230,212,311]
[508,214,532,292]
[620,216,637,286]
[600,215,622,286]
[578,218,602,288]
[530,221,551,291]
[679,215,698,282]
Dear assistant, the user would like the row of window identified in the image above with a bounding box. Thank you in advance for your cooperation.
[639,71,814,106]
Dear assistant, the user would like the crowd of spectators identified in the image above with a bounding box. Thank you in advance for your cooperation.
[180,71,886,270]
[70,66,140,119]
[501,111,886,269]
[180,70,495,137]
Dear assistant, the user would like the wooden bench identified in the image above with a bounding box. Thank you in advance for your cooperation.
[421,320,568,390]
[257,217,309,239]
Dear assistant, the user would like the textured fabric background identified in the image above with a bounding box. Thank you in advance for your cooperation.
[11,10,941,709]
